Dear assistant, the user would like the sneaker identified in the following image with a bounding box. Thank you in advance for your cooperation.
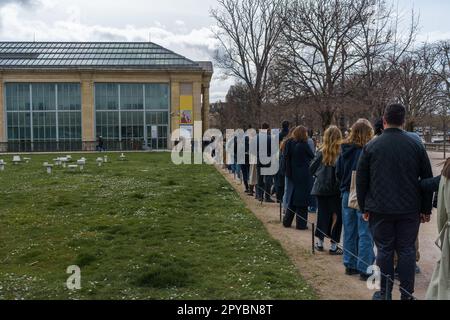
[315,243,324,252]
[360,273,372,281]
[264,198,275,203]
[401,295,416,301]
[372,291,392,300]
[345,268,359,276]
[329,248,344,256]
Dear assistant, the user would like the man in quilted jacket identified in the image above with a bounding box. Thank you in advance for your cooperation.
[356,104,434,300]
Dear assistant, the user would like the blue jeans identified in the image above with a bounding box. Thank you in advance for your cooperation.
[256,167,273,201]
[342,192,375,274]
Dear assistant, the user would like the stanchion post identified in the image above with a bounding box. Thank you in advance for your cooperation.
[311,223,316,255]
[385,275,391,301]
[279,202,282,222]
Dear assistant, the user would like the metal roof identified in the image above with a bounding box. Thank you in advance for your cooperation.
[0,42,212,73]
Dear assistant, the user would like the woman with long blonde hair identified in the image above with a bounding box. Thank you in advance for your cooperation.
[310,125,343,254]
[336,119,375,279]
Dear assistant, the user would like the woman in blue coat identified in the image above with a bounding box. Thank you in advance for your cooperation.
[283,126,315,230]
[336,120,375,279]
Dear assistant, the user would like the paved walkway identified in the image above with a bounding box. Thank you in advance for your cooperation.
[218,151,446,300]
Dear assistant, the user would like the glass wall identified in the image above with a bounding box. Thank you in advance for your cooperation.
[5,83,82,152]
[95,83,169,150]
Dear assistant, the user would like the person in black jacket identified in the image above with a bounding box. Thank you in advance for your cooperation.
[310,125,343,255]
[283,126,315,230]
[279,120,290,142]
[356,104,434,300]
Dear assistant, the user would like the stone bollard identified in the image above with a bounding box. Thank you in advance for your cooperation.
[96,158,104,167]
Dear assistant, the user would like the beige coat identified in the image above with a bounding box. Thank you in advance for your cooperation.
[426,177,450,300]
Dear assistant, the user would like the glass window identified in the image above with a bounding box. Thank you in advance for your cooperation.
[5,82,82,149]
[32,83,56,111]
[58,112,81,140]
[120,84,143,110]
[121,111,144,141]
[94,83,169,150]
[5,83,30,111]
[58,83,81,111]
[145,84,169,110]
[95,83,119,110]
[33,112,57,141]
[95,111,120,139]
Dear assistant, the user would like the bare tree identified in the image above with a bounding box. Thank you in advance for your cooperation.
[350,0,418,118]
[275,0,380,129]
[211,0,286,126]
[395,45,440,131]
[429,41,450,157]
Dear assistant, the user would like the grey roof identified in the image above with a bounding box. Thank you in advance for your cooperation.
[0,42,213,73]
[196,61,213,74]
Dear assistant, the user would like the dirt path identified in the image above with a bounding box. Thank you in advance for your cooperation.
[217,152,445,300]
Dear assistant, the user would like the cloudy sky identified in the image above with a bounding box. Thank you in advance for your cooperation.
[1,0,449,102]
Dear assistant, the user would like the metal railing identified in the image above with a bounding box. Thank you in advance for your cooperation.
[425,143,450,153]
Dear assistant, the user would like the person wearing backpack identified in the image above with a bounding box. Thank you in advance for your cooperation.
[310,126,343,255]
[336,119,375,280]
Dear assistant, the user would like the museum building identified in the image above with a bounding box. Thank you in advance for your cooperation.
[0,42,213,152]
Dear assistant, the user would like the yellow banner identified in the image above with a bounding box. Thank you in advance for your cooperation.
[180,95,193,125]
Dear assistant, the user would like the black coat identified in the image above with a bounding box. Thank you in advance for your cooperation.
[279,128,290,143]
[288,140,315,207]
[356,128,434,215]
[336,144,363,193]
[310,151,340,196]
[257,132,272,168]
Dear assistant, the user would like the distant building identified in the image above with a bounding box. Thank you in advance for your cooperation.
[0,42,213,152]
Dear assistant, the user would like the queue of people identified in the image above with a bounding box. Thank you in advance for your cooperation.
[232,103,450,300]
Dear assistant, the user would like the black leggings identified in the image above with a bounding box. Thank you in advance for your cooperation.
[283,206,308,230]
[315,195,342,243]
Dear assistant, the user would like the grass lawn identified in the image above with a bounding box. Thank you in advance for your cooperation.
[0,153,315,300]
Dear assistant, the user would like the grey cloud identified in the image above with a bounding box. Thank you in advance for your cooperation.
[91,30,128,42]
[0,0,35,6]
